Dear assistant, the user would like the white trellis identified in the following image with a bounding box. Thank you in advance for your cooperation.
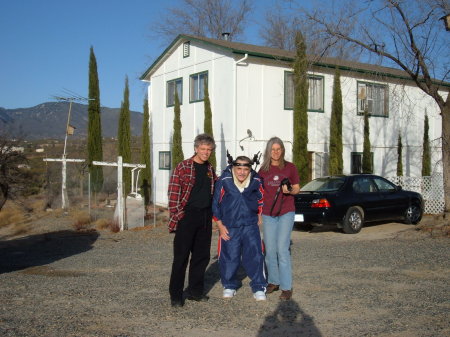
[388,174,444,214]
[93,156,146,231]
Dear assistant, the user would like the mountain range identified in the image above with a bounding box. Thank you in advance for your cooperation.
[0,102,143,140]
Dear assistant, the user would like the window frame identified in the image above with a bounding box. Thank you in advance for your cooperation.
[166,78,183,107]
[357,81,389,117]
[284,71,324,112]
[189,71,208,103]
[351,152,374,174]
[159,151,171,170]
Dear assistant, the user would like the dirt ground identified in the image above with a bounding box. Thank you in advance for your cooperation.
[0,208,449,337]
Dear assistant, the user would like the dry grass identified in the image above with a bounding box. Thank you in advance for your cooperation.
[71,210,92,231]
[416,214,450,238]
[93,217,120,233]
[0,204,26,228]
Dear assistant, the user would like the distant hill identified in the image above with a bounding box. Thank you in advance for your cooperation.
[0,102,143,139]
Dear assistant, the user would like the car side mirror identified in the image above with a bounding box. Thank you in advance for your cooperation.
[396,185,402,191]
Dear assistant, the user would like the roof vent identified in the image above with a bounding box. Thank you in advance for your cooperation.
[221,32,230,41]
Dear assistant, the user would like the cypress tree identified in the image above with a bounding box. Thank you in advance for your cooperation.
[118,76,131,195]
[422,114,431,176]
[292,31,309,186]
[172,91,184,169]
[203,79,216,168]
[397,134,403,176]
[362,109,372,173]
[329,67,343,175]
[141,95,152,207]
[87,46,103,194]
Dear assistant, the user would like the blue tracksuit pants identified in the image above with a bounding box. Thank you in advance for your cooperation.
[218,224,267,293]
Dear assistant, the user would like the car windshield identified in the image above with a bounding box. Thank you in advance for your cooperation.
[301,177,345,192]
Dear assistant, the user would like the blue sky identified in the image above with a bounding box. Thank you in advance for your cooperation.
[0,0,272,112]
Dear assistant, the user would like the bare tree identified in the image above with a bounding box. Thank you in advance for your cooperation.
[153,0,254,43]
[259,2,358,60]
[0,135,28,211]
[302,0,450,213]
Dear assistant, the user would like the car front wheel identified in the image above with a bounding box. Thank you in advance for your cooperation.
[404,202,423,224]
[342,206,364,234]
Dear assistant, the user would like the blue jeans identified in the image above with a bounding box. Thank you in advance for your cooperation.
[262,212,295,291]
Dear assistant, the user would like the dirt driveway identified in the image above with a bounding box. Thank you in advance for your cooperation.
[0,213,449,337]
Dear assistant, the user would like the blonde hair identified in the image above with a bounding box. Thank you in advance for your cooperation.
[260,137,286,172]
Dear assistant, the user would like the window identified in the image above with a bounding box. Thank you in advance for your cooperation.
[352,177,376,193]
[183,41,190,58]
[166,78,183,107]
[373,177,396,192]
[351,152,374,174]
[190,71,208,102]
[284,72,324,111]
[159,151,171,170]
[308,75,324,111]
[357,81,388,117]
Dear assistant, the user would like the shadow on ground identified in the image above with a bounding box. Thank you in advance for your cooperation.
[258,300,322,336]
[0,230,99,274]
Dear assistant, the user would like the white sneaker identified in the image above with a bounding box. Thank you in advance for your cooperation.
[223,289,236,298]
[253,291,266,301]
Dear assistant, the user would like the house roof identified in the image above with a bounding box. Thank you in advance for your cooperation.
[140,34,450,88]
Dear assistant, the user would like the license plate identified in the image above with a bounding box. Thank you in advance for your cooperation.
[295,214,304,222]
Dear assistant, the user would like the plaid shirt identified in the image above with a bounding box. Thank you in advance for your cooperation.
[167,157,217,232]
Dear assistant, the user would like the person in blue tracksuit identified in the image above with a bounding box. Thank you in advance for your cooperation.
[212,156,267,301]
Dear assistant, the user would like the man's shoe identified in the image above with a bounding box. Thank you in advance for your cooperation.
[222,289,236,298]
[266,283,279,294]
[279,290,293,301]
[171,299,184,307]
[253,291,266,301]
[186,294,209,302]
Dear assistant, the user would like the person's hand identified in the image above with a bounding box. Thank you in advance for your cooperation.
[218,224,230,241]
[282,184,291,194]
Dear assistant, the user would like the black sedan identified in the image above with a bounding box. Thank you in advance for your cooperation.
[294,174,424,234]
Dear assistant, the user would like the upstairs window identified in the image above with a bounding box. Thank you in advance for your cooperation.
[167,78,183,107]
[357,81,388,117]
[190,71,208,102]
[284,72,324,112]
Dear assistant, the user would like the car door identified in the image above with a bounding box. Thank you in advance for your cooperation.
[351,176,382,221]
[372,176,409,220]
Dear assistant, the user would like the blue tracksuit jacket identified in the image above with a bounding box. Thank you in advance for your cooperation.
[212,166,267,292]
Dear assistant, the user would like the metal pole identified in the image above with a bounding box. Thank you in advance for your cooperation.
[117,156,124,231]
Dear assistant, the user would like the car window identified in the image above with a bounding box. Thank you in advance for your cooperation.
[373,177,396,192]
[352,177,376,193]
[301,177,345,192]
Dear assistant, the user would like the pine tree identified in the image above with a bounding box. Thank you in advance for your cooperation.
[118,76,131,195]
[87,46,103,194]
[141,95,152,207]
[422,114,431,176]
[397,134,403,176]
[292,31,309,186]
[172,91,184,169]
[362,109,372,173]
[203,79,216,168]
[329,67,343,175]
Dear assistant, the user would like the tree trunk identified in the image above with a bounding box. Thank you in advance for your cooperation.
[441,99,450,215]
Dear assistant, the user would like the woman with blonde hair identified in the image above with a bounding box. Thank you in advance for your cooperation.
[258,137,300,300]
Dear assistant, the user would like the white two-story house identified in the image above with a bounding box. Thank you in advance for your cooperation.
[141,34,446,207]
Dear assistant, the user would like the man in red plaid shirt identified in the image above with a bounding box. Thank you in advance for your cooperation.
[168,133,217,307]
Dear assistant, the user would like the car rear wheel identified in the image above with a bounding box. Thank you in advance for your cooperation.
[404,202,423,224]
[342,206,364,234]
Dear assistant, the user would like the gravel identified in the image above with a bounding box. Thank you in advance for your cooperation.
[0,214,449,337]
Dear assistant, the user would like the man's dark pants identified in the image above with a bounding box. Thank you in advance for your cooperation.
[169,208,212,301]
